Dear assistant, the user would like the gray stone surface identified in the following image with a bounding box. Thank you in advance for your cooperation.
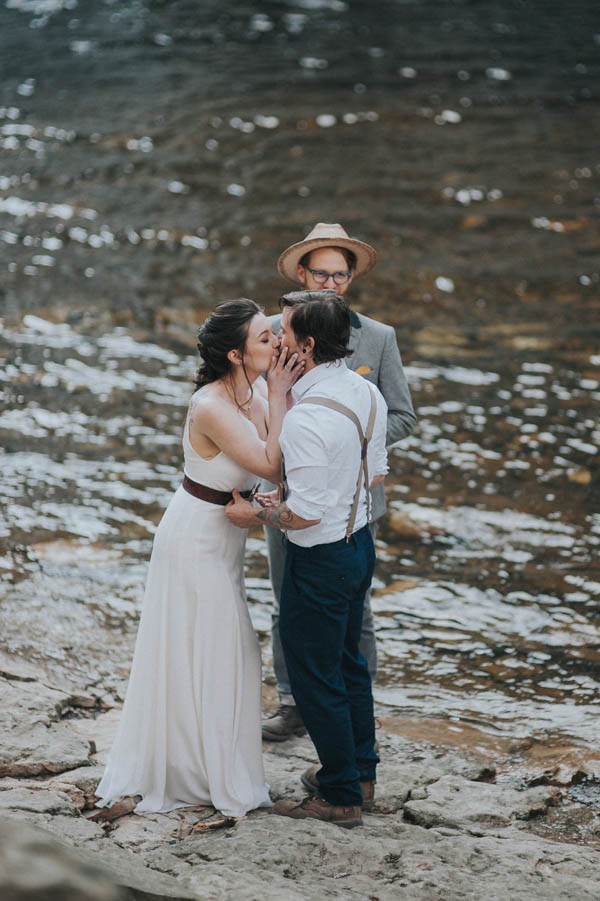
[0,787,81,817]
[403,773,562,831]
[0,675,93,777]
[0,819,201,900]
[0,819,124,901]
[0,656,598,900]
[0,724,93,777]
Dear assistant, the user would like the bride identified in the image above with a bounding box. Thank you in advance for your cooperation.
[96,298,304,817]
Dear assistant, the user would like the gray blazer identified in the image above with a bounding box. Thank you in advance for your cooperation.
[270,310,416,520]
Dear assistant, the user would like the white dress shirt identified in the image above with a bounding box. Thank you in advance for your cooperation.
[280,361,388,548]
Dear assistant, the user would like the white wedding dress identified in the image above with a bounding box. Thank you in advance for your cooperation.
[96,398,271,817]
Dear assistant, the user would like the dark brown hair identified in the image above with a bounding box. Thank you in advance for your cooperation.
[279,290,352,364]
[194,298,262,390]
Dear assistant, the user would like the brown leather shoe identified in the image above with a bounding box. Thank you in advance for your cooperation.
[301,764,376,810]
[272,795,362,829]
[261,705,306,742]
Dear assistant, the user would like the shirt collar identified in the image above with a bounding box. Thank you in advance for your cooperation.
[291,361,346,403]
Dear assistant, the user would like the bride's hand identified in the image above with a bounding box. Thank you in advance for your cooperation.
[254,488,280,508]
[267,345,305,396]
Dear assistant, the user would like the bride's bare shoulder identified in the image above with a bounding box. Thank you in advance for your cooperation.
[189,383,227,420]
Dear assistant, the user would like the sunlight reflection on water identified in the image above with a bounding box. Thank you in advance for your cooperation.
[1,0,599,756]
[2,313,598,750]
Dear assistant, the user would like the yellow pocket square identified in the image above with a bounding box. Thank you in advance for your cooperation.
[355,365,372,375]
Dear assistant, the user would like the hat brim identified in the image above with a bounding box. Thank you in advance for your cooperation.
[277,236,377,284]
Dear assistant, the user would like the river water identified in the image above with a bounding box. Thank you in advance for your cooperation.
[1,0,599,780]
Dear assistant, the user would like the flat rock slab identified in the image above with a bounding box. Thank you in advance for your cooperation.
[0,650,43,683]
[0,818,201,901]
[0,723,93,777]
[389,828,600,901]
[0,674,94,777]
[266,739,497,815]
[0,764,105,812]
[404,774,561,831]
[49,763,106,808]
[165,811,600,901]
[0,675,71,727]
[8,811,109,846]
[0,657,598,900]
[0,787,81,817]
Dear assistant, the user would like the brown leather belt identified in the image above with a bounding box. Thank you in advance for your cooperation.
[182,474,254,506]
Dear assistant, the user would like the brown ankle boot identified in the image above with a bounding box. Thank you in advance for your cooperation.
[273,795,362,829]
[300,764,376,810]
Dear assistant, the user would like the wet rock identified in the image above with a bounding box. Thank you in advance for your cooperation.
[412,326,469,355]
[567,467,592,485]
[386,509,443,539]
[403,774,561,831]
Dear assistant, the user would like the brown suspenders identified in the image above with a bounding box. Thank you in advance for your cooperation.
[298,387,377,542]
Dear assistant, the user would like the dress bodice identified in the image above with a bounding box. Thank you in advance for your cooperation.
[182,399,258,493]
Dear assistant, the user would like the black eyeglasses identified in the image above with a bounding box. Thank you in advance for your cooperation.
[303,267,352,286]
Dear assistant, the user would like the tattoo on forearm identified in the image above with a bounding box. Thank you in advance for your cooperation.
[256,503,295,529]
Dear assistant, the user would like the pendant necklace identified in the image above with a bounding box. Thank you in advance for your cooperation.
[225,378,252,418]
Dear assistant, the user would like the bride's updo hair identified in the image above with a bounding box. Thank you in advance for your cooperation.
[194,298,262,390]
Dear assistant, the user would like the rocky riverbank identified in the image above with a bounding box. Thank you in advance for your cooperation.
[1,647,598,900]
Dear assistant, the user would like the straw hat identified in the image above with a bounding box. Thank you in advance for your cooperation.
[277,223,377,284]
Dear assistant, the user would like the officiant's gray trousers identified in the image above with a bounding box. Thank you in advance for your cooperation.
[265,522,377,707]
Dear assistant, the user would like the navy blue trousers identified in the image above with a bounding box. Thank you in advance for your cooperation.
[279,524,379,807]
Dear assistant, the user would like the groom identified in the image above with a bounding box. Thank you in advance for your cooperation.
[262,222,416,743]
[226,290,388,828]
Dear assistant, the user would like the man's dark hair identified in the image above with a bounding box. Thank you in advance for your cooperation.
[279,290,352,364]
[299,246,357,271]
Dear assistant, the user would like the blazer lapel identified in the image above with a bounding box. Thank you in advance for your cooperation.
[348,310,361,358]
[348,309,364,375]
